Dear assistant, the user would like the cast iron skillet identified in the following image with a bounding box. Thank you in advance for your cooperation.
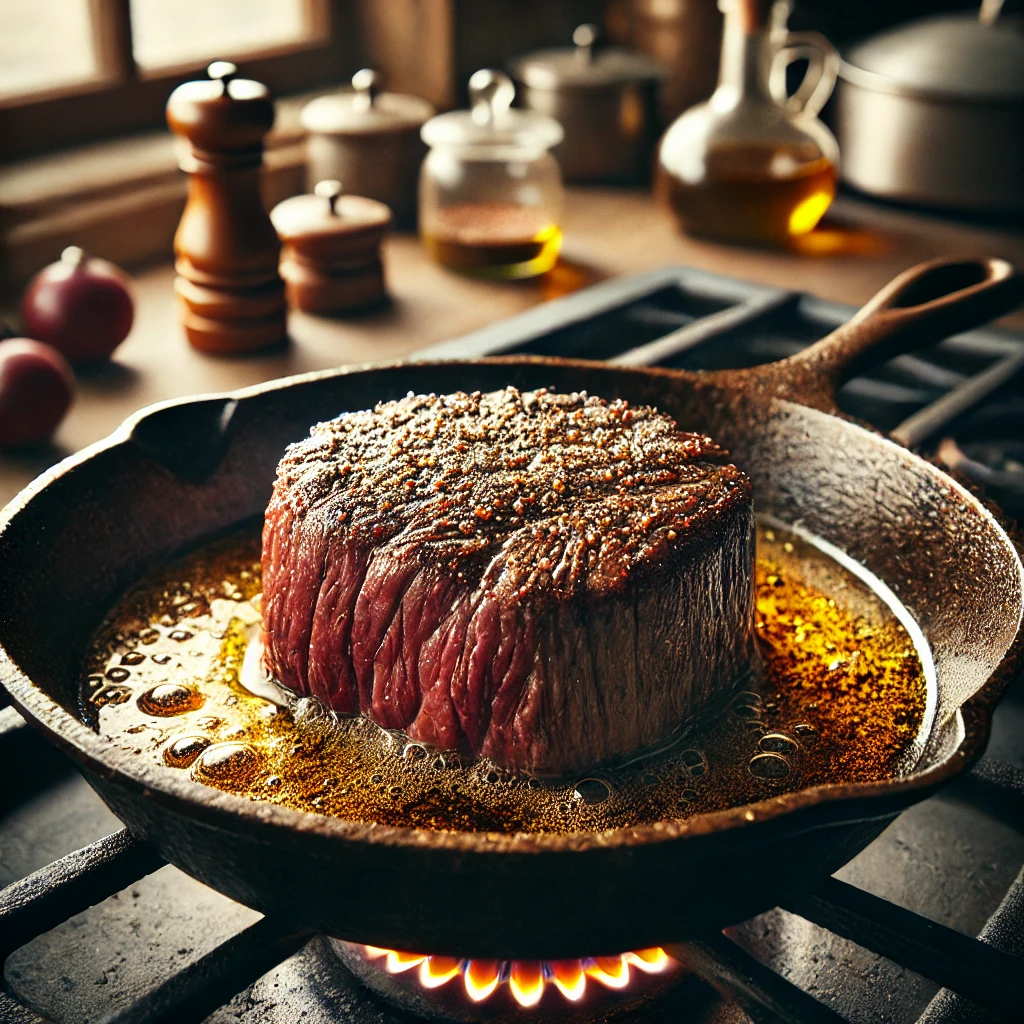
[1,257,1023,960]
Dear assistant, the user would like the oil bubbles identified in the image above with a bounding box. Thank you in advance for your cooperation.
[163,734,210,768]
[748,752,790,780]
[573,778,611,806]
[758,733,798,755]
[192,742,262,788]
[747,732,800,780]
[138,683,204,717]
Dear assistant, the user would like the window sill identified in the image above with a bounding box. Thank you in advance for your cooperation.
[0,92,317,296]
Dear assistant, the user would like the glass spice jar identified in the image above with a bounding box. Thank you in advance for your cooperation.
[657,0,839,246]
[419,70,565,279]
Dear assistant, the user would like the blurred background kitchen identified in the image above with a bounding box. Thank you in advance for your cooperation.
[0,0,1023,503]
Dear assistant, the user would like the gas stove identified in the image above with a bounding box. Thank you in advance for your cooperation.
[2,265,1023,1024]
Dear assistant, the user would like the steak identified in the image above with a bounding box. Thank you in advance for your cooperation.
[261,387,756,776]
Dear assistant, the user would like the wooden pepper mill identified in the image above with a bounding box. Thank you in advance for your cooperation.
[271,180,391,314]
[166,61,287,353]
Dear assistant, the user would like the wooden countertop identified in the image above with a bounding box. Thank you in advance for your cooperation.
[3,186,1024,507]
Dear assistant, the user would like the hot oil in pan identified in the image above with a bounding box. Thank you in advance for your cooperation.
[80,523,929,833]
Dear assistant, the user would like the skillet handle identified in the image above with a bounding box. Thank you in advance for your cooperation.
[771,256,1023,411]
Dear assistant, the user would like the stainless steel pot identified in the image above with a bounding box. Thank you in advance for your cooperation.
[509,25,667,183]
[836,9,1024,214]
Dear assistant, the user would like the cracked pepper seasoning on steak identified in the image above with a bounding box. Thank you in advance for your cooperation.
[261,387,757,775]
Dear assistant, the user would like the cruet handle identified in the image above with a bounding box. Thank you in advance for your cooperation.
[770,31,839,118]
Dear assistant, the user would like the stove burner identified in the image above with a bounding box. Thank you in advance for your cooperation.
[331,941,681,1022]
[937,435,1024,520]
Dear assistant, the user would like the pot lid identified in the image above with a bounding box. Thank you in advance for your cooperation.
[842,13,1024,102]
[300,69,435,136]
[421,70,563,150]
[271,181,391,243]
[509,23,667,89]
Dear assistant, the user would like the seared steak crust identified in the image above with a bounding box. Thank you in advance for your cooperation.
[261,387,755,775]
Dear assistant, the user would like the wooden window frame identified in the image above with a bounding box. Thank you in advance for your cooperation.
[0,0,357,162]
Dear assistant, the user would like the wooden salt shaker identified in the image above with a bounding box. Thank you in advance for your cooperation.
[271,181,391,314]
[166,61,287,353]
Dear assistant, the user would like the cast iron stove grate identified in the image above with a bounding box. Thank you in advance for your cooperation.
[2,266,1024,1024]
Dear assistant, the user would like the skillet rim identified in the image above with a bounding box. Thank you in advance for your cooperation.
[1,354,1022,857]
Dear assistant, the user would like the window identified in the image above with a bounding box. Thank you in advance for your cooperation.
[130,0,310,73]
[0,0,353,161]
[0,0,99,100]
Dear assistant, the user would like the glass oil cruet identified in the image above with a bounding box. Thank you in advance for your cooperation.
[419,69,565,279]
[656,0,839,245]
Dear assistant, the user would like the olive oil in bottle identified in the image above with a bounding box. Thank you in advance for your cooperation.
[660,143,837,245]
[657,0,840,246]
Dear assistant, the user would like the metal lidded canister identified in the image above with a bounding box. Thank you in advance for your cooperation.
[300,69,435,228]
[508,24,667,183]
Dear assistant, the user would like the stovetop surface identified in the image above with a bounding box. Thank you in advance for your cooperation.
[2,265,1024,1024]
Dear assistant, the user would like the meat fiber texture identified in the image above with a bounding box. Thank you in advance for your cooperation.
[261,387,756,776]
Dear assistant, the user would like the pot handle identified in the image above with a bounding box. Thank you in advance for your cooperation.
[765,256,1022,412]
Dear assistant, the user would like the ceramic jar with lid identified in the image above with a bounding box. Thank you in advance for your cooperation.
[271,180,391,314]
[300,70,435,228]
[419,70,564,280]
[509,24,667,182]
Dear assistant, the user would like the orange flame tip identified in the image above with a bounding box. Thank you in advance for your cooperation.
[420,956,461,989]
[463,959,501,1002]
[509,961,545,1008]
[550,960,587,1001]
[586,955,631,989]
[385,950,426,973]
[626,947,671,973]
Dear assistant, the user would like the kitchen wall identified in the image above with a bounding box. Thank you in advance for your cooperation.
[791,0,1021,45]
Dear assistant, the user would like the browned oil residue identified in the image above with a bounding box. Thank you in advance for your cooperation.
[80,523,927,833]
